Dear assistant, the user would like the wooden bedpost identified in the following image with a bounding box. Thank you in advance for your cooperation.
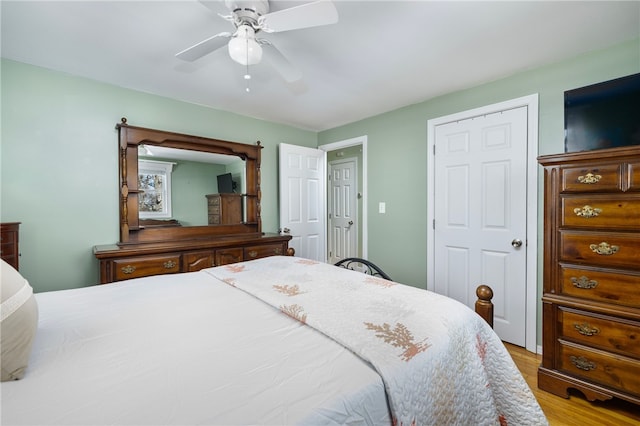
[475,285,494,328]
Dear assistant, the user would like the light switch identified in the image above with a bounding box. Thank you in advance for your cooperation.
[379,202,386,214]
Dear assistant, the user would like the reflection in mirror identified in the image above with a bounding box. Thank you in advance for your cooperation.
[138,145,245,227]
[138,159,175,219]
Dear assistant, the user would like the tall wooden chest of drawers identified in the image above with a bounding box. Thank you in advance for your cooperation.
[538,146,640,405]
[1,222,21,271]
[206,193,242,225]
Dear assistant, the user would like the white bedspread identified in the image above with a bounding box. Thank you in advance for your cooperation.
[2,256,547,425]
[205,256,548,425]
[1,267,390,425]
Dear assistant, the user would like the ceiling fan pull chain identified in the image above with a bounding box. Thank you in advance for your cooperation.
[245,38,251,93]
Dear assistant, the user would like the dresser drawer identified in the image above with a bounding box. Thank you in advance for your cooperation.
[216,248,243,266]
[0,229,18,245]
[0,239,17,263]
[559,342,640,396]
[113,254,181,281]
[629,161,640,192]
[561,197,640,229]
[183,250,215,272]
[560,309,640,357]
[244,244,285,260]
[0,226,19,270]
[208,214,221,225]
[561,164,622,193]
[559,265,640,307]
[559,230,640,269]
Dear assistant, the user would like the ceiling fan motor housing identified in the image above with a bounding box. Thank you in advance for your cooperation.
[224,0,269,28]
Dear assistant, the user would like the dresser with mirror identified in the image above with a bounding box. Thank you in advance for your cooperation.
[94,118,293,284]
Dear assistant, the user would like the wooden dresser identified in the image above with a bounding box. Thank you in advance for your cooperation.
[94,233,292,284]
[0,222,20,270]
[96,120,294,285]
[206,193,242,225]
[538,146,640,405]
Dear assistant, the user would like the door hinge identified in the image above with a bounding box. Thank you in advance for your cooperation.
[433,219,435,229]
[433,144,436,155]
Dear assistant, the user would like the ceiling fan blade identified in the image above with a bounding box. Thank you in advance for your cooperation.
[197,0,226,15]
[260,42,302,82]
[175,32,231,62]
[261,0,338,33]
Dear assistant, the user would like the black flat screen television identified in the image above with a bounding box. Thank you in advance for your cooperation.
[217,173,235,194]
[564,73,640,152]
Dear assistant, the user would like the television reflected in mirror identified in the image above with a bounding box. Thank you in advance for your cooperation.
[564,72,640,152]
[217,172,236,193]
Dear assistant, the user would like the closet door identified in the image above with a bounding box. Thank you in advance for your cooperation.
[433,106,528,346]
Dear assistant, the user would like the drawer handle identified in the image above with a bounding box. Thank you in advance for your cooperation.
[121,265,136,274]
[577,173,602,184]
[248,250,258,258]
[589,242,619,256]
[274,247,282,255]
[570,355,596,371]
[164,260,177,269]
[573,205,602,218]
[570,276,598,289]
[574,322,600,336]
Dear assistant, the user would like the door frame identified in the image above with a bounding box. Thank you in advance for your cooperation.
[426,94,539,353]
[319,136,368,259]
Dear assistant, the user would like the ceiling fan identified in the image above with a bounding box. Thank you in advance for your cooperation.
[176,0,339,83]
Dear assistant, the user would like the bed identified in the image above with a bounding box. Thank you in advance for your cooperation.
[1,256,547,425]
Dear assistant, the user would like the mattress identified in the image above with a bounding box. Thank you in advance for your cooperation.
[1,269,391,425]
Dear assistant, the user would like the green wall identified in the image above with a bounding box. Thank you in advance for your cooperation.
[318,38,640,289]
[165,159,224,226]
[2,38,638,297]
[0,59,317,292]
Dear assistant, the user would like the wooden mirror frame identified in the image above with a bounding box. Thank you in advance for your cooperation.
[117,118,262,244]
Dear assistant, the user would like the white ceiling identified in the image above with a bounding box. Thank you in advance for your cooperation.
[2,1,639,132]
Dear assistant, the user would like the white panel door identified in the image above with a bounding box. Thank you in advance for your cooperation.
[328,158,357,264]
[434,106,528,346]
[278,143,326,261]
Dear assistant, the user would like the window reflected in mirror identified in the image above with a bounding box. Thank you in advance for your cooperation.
[138,160,174,219]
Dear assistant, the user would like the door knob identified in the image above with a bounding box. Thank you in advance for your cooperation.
[282,227,291,234]
[511,239,523,248]
[348,221,354,226]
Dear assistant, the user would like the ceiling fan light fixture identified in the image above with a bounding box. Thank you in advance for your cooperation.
[228,25,262,65]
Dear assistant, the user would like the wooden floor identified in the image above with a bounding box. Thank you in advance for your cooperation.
[505,343,640,425]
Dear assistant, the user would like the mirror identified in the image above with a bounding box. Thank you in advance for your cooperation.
[138,146,246,226]
[117,118,263,244]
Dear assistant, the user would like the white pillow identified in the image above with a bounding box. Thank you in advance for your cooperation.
[1,259,38,381]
